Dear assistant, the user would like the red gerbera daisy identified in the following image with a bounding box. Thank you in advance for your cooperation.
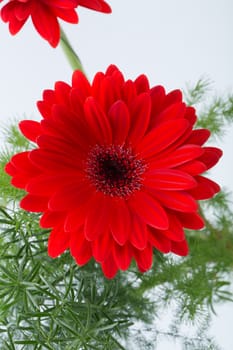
[0,0,111,47]
[5,65,222,278]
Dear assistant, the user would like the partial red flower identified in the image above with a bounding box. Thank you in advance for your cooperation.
[5,65,222,278]
[0,0,111,47]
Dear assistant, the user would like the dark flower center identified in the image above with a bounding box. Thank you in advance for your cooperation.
[86,145,146,198]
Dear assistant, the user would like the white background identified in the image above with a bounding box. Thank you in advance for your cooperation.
[0,0,232,349]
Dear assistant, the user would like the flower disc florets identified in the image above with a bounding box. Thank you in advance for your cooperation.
[86,144,146,198]
[5,65,222,278]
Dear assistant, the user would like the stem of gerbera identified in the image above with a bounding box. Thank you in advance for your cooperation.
[60,27,86,75]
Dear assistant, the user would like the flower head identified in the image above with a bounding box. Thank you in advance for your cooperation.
[5,65,222,278]
[0,0,111,47]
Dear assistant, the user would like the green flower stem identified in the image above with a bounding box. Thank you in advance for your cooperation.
[60,27,86,75]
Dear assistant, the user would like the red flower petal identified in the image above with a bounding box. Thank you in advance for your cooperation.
[105,64,120,76]
[26,174,80,196]
[84,97,112,144]
[199,147,223,170]
[110,199,130,245]
[153,190,198,212]
[164,89,182,107]
[69,88,86,116]
[64,209,86,232]
[5,13,27,35]
[186,129,210,145]
[113,243,132,270]
[148,229,171,253]
[31,3,60,47]
[177,212,205,230]
[78,0,111,13]
[92,231,113,263]
[171,239,189,256]
[42,89,55,104]
[19,120,42,142]
[4,162,17,176]
[177,160,207,176]
[11,151,37,172]
[149,145,204,169]
[122,79,137,105]
[155,102,186,125]
[40,211,66,229]
[149,85,166,128]
[36,134,82,156]
[54,81,71,105]
[144,169,197,191]
[129,212,148,250]
[48,225,70,258]
[136,119,189,158]
[43,0,78,7]
[129,191,169,230]
[134,74,150,93]
[128,93,151,144]
[1,2,15,22]
[49,182,92,211]
[72,70,91,95]
[101,254,119,279]
[108,100,130,144]
[71,233,92,266]
[134,244,153,272]
[84,193,111,241]
[189,176,221,200]
[11,174,32,189]
[14,2,31,21]
[52,7,78,23]
[50,103,92,150]
[161,212,185,242]
[96,75,122,112]
[29,148,82,172]
[184,106,197,125]
[7,152,39,187]
[20,194,49,212]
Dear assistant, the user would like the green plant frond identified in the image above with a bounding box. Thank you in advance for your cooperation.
[197,94,233,138]
[184,77,212,106]
[1,204,231,349]
[184,78,233,139]
[1,120,31,151]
